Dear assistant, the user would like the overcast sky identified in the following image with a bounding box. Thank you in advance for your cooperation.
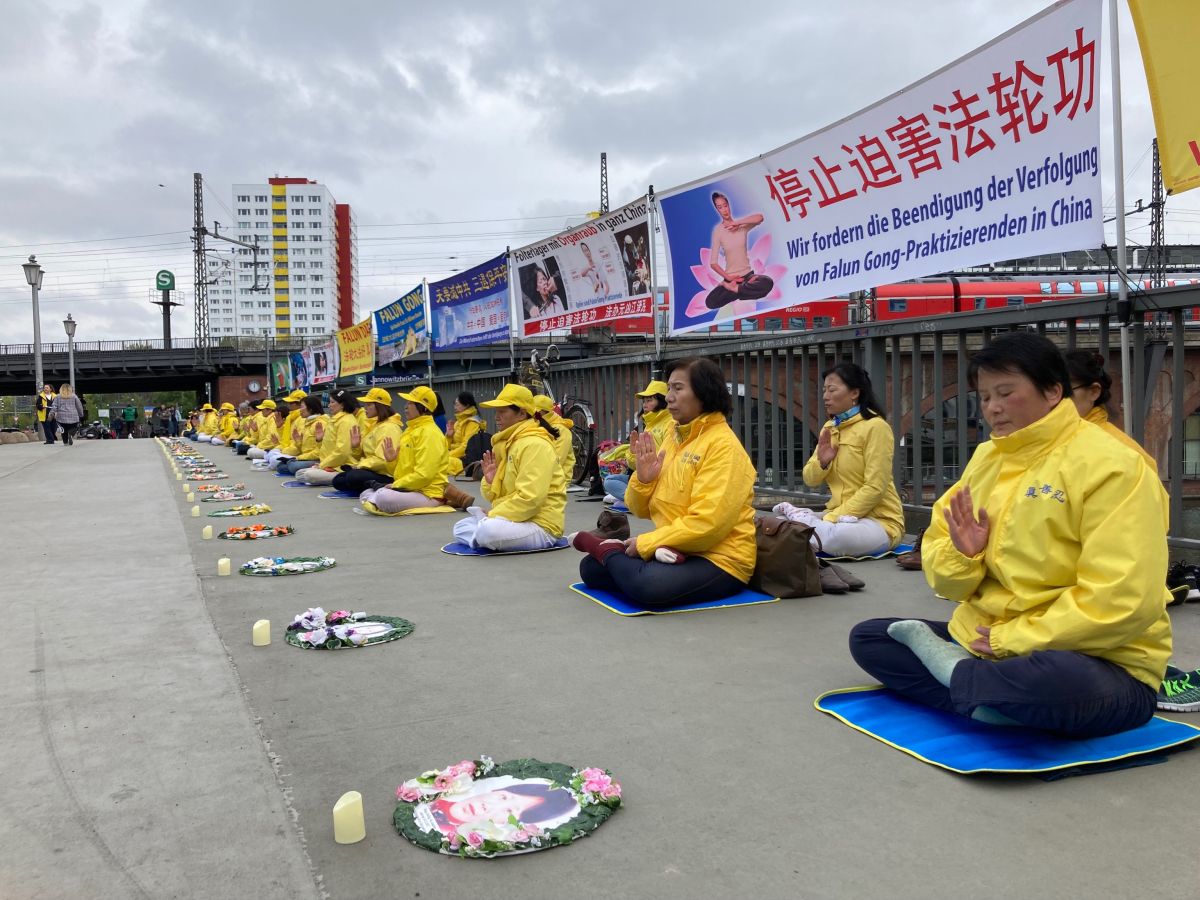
[1,0,1195,342]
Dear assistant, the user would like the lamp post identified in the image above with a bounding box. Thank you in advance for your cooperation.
[22,255,45,392]
[63,314,77,391]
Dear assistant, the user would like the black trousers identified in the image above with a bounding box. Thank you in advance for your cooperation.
[580,553,745,608]
[705,272,774,309]
[60,422,77,445]
[331,467,390,495]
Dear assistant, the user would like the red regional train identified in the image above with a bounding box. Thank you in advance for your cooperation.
[576,277,1200,337]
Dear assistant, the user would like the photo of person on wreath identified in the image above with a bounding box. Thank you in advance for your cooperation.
[416,778,579,838]
[705,191,773,309]
[521,259,567,318]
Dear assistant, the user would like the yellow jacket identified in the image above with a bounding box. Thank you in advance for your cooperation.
[1084,406,1168,528]
[357,415,405,475]
[238,413,258,442]
[296,414,327,460]
[623,408,676,467]
[626,412,757,582]
[924,400,1171,689]
[37,390,56,422]
[545,412,575,484]
[482,418,566,535]
[448,407,485,469]
[217,413,237,440]
[278,409,303,455]
[801,413,904,546]
[316,410,355,469]
[389,414,449,499]
[200,411,219,434]
[255,416,280,451]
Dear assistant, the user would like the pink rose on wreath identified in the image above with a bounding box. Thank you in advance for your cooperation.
[685,234,787,319]
[433,774,452,791]
[524,823,543,837]
[584,777,610,794]
[450,760,476,777]
[448,834,461,851]
[329,610,350,621]
[396,784,421,802]
[514,828,530,842]
[601,783,622,800]
[579,767,606,781]
[466,831,484,849]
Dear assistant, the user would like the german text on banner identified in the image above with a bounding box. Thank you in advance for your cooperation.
[658,0,1103,335]
[1129,0,1200,195]
[430,254,510,351]
[336,318,374,377]
[309,340,339,385]
[512,198,653,336]
[374,285,429,363]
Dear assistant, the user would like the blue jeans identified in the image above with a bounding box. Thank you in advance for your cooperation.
[286,459,318,475]
[580,553,745,608]
[602,473,630,501]
[42,420,56,443]
[848,617,1157,738]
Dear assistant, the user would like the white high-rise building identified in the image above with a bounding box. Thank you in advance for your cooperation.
[205,176,358,339]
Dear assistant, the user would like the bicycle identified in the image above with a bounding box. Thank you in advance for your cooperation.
[523,345,595,484]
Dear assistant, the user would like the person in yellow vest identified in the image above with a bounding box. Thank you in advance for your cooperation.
[36,383,57,444]
[209,402,238,445]
[850,333,1171,737]
[246,399,281,460]
[532,395,575,486]
[282,396,326,475]
[452,384,566,551]
[297,390,360,484]
[571,357,756,608]
[601,380,675,506]
[773,362,904,557]
[263,390,307,470]
[360,386,451,514]
[446,391,486,476]
[330,388,405,495]
[233,402,261,455]
[195,403,219,441]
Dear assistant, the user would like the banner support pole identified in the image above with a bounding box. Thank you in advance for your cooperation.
[422,278,433,387]
[647,186,662,373]
[505,246,517,380]
[1108,0,1133,435]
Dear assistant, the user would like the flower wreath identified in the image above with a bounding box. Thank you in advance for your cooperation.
[202,490,255,502]
[393,757,621,858]
[196,483,245,493]
[283,607,413,649]
[239,556,336,576]
[187,472,228,480]
[207,503,272,518]
[218,524,294,540]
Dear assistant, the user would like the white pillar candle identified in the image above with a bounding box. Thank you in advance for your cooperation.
[186,492,194,502]
[333,791,366,844]
[252,619,271,647]
[191,505,200,517]
[202,525,213,540]
[217,557,231,576]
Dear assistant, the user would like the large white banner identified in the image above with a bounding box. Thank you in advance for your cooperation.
[512,197,653,336]
[658,0,1103,335]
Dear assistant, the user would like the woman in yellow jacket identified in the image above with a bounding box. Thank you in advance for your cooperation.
[246,400,281,460]
[263,390,307,470]
[849,333,1171,737]
[283,396,327,475]
[532,394,575,485]
[571,357,756,608]
[602,380,675,505]
[331,388,406,495]
[297,390,360,484]
[210,402,238,445]
[776,362,903,557]
[360,386,448,514]
[452,384,567,550]
[195,403,219,441]
[446,391,486,476]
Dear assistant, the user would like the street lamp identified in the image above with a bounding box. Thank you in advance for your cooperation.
[22,255,45,392]
[63,313,77,392]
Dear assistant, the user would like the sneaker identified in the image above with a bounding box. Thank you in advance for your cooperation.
[1166,561,1196,595]
[603,494,617,505]
[1157,669,1200,712]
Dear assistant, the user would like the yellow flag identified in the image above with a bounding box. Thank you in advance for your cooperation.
[1129,0,1200,194]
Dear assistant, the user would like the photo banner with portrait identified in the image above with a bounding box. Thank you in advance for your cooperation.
[375,285,429,364]
[658,0,1103,335]
[289,350,312,392]
[309,340,339,385]
[512,197,653,336]
[430,254,510,351]
[336,318,374,377]
[270,359,291,394]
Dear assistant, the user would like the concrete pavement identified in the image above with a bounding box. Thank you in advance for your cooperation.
[2,438,1199,900]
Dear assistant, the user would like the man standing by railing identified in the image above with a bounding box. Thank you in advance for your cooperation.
[35,384,56,445]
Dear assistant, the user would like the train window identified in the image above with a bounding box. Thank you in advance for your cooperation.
[888,299,908,312]
[763,317,782,331]
[741,318,758,332]
[1078,282,1100,294]
[1040,282,1053,295]
[716,320,736,332]
[1006,297,1023,307]
[813,316,832,328]
[788,317,807,330]
[1056,282,1076,294]
[975,297,987,309]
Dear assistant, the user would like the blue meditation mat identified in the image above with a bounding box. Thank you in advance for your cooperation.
[274,471,293,478]
[570,582,779,616]
[815,686,1200,776]
[282,480,318,488]
[610,502,630,514]
[318,490,360,499]
[817,543,913,562]
[440,539,570,556]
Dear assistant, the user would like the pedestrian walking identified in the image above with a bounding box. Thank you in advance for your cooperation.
[35,384,56,444]
[50,384,85,446]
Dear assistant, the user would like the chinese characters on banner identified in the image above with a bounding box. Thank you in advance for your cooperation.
[658,0,1103,335]
[309,340,339,385]
[430,254,510,351]
[336,318,374,377]
[375,285,429,364]
[511,197,653,336]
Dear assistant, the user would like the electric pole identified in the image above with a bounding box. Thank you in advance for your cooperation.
[599,153,609,214]
[193,172,210,363]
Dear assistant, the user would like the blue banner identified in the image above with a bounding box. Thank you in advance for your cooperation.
[430,254,510,350]
[374,285,427,350]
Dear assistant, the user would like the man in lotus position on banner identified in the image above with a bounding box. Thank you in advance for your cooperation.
[705,191,773,310]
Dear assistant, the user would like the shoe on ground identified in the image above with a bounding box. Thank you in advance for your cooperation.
[595,509,631,541]
[1157,668,1200,712]
[827,563,864,591]
[1166,561,1196,597]
[818,559,849,594]
[896,529,925,571]
[603,493,616,505]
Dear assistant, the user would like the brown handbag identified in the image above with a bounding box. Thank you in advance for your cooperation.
[749,514,823,599]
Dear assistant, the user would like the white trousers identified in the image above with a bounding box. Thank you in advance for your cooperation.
[772,503,891,557]
[361,488,441,513]
[247,446,267,460]
[264,448,293,468]
[297,466,338,485]
[452,507,557,551]
[210,437,226,446]
[196,432,212,441]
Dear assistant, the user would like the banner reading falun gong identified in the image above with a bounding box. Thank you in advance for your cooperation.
[511,197,653,336]
[336,318,374,377]
[1129,0,1200,195]
[658,0,1103,335]
[374,285,428,363]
